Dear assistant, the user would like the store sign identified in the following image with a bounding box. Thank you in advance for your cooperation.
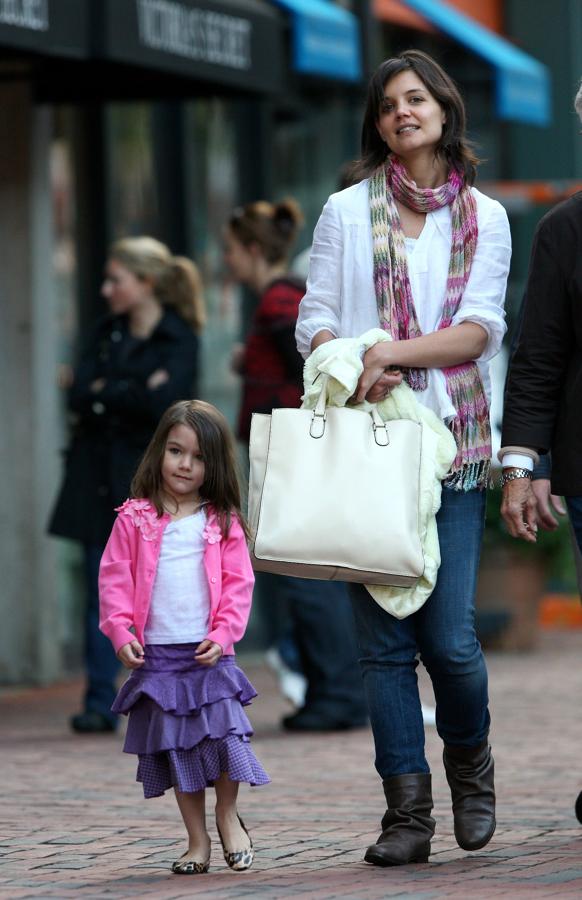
[136,0,251,71]
[100,0,284,93]
[0,0,88,57]
[0,0,48,30]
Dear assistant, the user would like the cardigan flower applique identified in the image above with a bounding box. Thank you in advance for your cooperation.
[203,522,222,544]
[115,498,162,542]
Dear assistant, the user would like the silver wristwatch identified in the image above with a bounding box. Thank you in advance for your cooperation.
[500,467,533,488]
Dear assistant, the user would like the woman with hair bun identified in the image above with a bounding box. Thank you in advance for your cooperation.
[49,236,205,734]
[224,199,368,733]
[224,199,305,441]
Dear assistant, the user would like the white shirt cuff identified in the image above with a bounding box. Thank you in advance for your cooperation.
[501,453,534,471]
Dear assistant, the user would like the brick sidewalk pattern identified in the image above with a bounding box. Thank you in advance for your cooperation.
[2,631,582,899]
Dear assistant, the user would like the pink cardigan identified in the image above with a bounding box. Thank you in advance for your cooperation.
[99,499,254,655]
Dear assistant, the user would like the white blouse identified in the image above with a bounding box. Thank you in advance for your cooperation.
[144,511,210,645]
[295,178,511,422]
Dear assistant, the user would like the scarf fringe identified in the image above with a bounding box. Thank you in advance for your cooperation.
[444,458,491,492]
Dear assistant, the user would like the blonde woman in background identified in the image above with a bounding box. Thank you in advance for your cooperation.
[49,237,205,734]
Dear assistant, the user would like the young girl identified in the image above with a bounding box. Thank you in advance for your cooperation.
[99,399,269,875]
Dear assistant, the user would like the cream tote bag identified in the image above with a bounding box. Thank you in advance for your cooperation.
[248,379,425,587]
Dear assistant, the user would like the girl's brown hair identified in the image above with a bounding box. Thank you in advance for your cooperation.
[352,49,479,185]
[228,199,304,264]
[110,236,206,334]
[131,400,248,539]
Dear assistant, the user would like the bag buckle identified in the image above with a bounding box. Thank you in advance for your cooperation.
[372,408,389,447]
[310,410,326,439]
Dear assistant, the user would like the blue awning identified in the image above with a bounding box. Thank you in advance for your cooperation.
[270,0,362,83]
[401,0,551,127]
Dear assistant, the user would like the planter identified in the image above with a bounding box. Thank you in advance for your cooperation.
[477,544,546,651]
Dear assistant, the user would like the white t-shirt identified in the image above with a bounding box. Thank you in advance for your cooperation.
[144,510,210,645]
[295,179,511,424]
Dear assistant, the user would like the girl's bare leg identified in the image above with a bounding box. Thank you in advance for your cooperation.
[214,773,250,850]
[174,788,211,861]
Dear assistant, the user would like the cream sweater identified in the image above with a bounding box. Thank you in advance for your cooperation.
[302,328,457,619]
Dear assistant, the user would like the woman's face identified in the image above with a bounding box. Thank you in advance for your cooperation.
[376,70,446,160]
[223,228,256,285]
[101,258,151,315]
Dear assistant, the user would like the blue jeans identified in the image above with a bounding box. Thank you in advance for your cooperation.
[565,497,582,553]
[83,543,120,725]
[350,488,490,778]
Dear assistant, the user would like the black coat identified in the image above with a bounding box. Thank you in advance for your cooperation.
[502,192,582,495]
[49,309,199,545]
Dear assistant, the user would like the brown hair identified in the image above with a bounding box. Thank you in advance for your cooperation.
[109,236,206,334]
[131,399,248,539]
[352,49,479,185]
[228,199,304,264]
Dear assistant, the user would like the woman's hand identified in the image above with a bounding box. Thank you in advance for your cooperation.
[117,640,145,669]
[364,370,404,403]
[194,639,223,667]
[355,344,403,403]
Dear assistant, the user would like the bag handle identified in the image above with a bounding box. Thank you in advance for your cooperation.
[309,374,389,446]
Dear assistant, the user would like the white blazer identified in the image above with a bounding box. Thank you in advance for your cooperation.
[296,178,511,421]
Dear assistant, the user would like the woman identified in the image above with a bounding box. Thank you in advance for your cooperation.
[224,200,306,443]
[49,236,205,734]
[224,200,368,732]
[296,50,511,864]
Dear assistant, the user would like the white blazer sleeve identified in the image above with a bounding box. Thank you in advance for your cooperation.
[451,197,511,362]
[295,196,343,359]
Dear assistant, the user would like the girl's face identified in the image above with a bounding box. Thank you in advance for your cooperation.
[223,228,256,285]
[101,258,151,315]
[161,423,205,505]
[376,70,446,160]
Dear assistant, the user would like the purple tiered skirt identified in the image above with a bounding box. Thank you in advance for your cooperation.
[111,644,270,799]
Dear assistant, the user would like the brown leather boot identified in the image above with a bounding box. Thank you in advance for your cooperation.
[443,740,495,851]
[364,773,435,866]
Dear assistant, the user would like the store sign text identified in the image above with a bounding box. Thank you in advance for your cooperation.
[0,0,48,30]
[137,0,252,71]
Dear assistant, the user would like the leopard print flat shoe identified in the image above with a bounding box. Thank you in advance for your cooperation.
[217,815,254,872]
[171,847,211,875]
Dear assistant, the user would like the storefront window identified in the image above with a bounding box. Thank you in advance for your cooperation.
[184,99,240,426]
[272,98,361,257]
[107,104,158,238]
[50,108,84,667]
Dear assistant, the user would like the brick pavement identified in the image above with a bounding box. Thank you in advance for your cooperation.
[2,631,582,899]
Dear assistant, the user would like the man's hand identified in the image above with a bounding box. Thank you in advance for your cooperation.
[531,478,566,531]
[500,477,538,543]
[194,639,223,667]
[117,640,145,669]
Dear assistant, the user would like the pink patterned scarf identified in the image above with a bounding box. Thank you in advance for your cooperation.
[369,155,490,490]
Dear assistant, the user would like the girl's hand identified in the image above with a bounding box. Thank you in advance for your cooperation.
[356,345,403,403]
[195,639,223,667]
[117,640,145,669]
